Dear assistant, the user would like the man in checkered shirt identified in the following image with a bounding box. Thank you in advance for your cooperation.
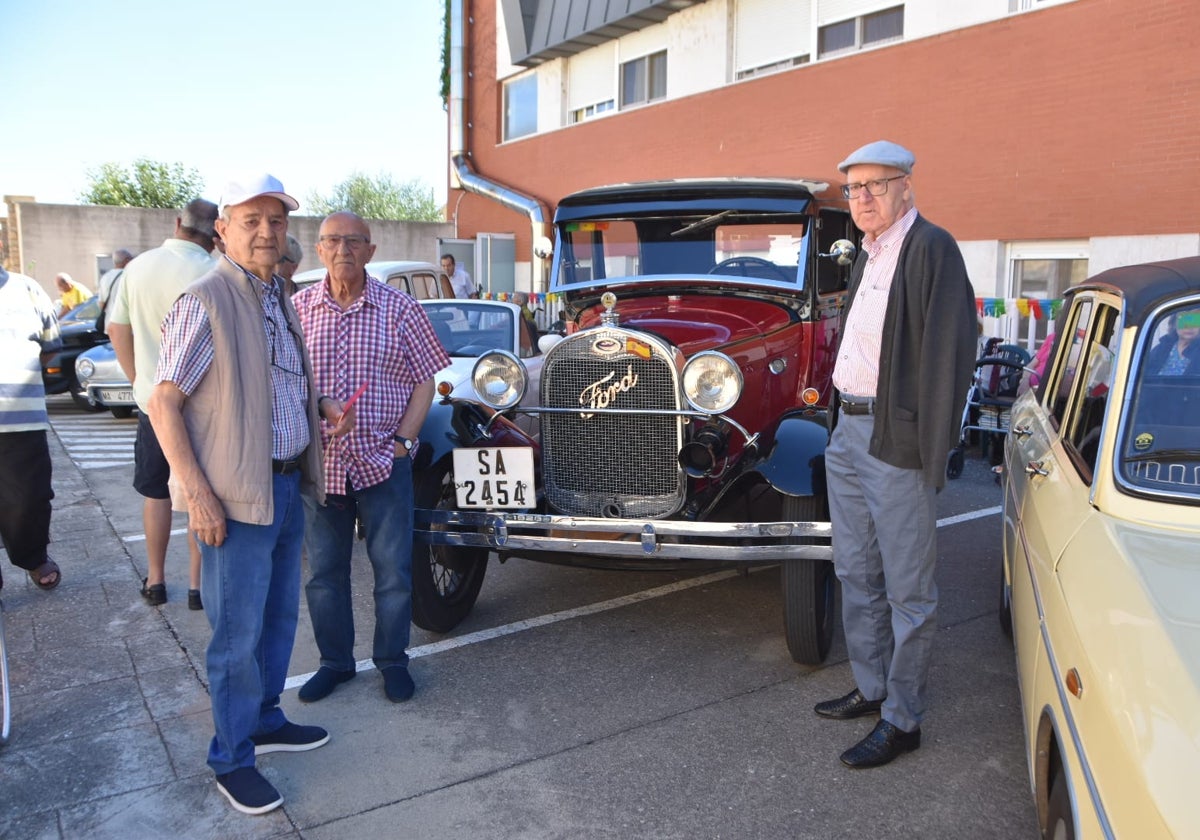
[293,211,451,705]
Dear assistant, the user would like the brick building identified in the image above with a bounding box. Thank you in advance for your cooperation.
[447,0,1200,342]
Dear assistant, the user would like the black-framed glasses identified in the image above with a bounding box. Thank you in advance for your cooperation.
[841,175,905,199]
[319,234,370,249]
[264,313,305,379]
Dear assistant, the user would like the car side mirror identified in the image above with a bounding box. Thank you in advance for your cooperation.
[819,239,857,266]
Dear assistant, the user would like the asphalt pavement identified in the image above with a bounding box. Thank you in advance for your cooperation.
[0,399,1037,839]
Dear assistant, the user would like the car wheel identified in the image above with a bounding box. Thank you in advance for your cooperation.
[411,462,488,633]
[998,562,1013,641]
[109,406,135,419]
[1046,766,1076,840]
[781,494,836,665]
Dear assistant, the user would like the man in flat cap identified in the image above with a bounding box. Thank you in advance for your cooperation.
[148,174,353,815]
[814,140,976,768]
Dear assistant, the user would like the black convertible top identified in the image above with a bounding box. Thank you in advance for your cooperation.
[1072,257,1200,327]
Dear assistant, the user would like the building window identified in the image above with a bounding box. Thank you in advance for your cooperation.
[1005,242,1089,349]
[818,6,904,58]
[570,99,615,124]
[503,74,538,141]
[620,50,667,109]
[735,55,809,81]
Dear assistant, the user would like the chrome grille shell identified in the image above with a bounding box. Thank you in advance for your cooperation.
[540,329,685,518]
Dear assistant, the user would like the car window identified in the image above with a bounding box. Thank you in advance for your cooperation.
[1061,304,1118,478]
[408,272,441,299]
[1045,298,1094,429]
[423,303,516,357]
[1117,301,1200,501]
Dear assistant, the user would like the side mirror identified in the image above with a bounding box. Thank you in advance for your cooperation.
[820,239,857,266]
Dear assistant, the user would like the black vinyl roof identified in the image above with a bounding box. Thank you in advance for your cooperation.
[1071,257,1200,328]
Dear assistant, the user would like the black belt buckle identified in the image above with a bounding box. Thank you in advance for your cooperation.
[272,457,302,475]
[840,398,875,416]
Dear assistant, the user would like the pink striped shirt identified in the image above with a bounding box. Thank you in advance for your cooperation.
[293,274,450,494]
[832,207,919,397]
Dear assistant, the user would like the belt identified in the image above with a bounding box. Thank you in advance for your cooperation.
[840,397,876,416]
[272,456,303,475]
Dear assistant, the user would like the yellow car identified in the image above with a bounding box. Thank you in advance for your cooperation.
[1002,257,1200,839]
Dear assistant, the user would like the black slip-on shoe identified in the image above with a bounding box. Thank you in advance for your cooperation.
[250,721,330,756]
[298,666,356,703]
[382,666,415,703]
[215,767,283,815]
[839,719,921,769]
[140,578,166,606]
[814,688,884,720]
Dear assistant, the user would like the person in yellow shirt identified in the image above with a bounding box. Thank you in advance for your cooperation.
[54,273,91,318]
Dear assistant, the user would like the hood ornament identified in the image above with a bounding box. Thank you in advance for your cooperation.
[599,291,620,326]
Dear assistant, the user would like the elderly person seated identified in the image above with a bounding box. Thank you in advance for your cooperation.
[1146,307,1200,375]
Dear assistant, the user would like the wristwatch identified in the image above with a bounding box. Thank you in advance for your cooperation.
[394,435,417,453]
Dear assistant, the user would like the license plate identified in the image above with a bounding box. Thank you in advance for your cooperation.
[453,447,535,509]
[99,388,135,404]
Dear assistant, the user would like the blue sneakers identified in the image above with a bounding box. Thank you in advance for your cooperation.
[250,721,330,756]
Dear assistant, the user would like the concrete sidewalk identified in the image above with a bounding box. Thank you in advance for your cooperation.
[0,425,309,839]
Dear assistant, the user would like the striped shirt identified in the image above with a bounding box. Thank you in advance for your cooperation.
[0,268,61,431]
[293,274,450,494]
[155,256,311,460]
[832,207,919,397]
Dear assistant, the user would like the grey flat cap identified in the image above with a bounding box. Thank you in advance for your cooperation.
[838,140,915,174]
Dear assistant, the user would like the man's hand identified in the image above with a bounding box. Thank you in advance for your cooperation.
[320,397,355,437]
[187,484,227,546]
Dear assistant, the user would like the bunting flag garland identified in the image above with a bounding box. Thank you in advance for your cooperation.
[976,297,1061,320]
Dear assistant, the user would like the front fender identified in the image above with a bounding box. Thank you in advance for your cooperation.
[416,398,538,473]
[753,410,829,498]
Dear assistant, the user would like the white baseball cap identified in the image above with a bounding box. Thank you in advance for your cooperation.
[219,173,299,211]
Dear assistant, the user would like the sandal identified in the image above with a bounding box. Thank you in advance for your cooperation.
[29,558,61,590]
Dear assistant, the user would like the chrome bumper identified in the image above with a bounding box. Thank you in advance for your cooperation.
[414,509,832,562]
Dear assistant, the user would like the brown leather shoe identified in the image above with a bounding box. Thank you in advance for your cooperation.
[814,688,884,719]
[840,719,921,768]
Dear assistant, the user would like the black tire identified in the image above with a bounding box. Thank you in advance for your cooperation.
[781,494,836,665]
[109,406,135,419]
[998,562,1013,641]
[1046,766,1076,840]
[946,447,965,480]
[410,463,488,633]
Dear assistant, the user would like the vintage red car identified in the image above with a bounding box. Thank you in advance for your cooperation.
[412,178,859,663]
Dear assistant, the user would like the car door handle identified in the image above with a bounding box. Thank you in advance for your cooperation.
[1012,424,1033,439]
[1024,459,1049,477]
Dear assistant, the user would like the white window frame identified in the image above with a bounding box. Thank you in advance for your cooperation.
[569,99,615,124]
[503,73,538,142]
[1003,240,1090,349]
[818,5,905,59]
[619,50,667,110]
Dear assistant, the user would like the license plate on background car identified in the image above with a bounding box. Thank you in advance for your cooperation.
[99,389,135,403]
[453,447,535,509]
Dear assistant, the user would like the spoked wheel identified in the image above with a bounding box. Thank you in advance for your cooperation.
[411,463,488,633]
[781,494,837,665]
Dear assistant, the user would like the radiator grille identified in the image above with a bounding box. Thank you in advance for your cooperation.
[540,330,684,517]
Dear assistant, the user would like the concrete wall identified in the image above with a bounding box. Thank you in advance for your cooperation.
[4,199,452,298]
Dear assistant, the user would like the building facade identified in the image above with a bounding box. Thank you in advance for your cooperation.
[449,0,1200,343]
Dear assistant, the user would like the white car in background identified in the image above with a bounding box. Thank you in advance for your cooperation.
[293,260,453,299]
[75,343,136,418]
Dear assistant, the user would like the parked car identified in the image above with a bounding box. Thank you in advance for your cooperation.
[293,260,453,299]
[421,299,543,436]
[42,296,108,411]
[1001,257,1200,839]
[411,178,859,663]
[75,343,136,418]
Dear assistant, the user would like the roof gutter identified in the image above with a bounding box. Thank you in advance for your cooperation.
[449,0,550,292]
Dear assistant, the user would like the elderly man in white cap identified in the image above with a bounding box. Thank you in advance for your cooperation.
[148,174,353,815]
[813,141,976,769]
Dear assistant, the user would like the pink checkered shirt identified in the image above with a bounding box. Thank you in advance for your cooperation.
[293,274,451,494]
[832,207,919,397]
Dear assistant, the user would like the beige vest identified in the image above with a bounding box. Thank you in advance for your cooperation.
[178,258,325,524]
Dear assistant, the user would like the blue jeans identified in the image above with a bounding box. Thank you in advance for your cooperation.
[303,457,414,672]
[201,471,305,775]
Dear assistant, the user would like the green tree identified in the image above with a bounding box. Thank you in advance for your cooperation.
[80,158,204,208]
[308,173,442,221]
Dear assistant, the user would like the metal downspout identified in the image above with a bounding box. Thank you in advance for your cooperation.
[449,0,550,291]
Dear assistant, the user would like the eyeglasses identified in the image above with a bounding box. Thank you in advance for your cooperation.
[319,234,370,249]
[841,175,906,200]
[265,313,305,379]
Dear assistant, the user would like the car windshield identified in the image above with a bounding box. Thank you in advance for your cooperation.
[64,296,100,323]
[1118,301,1200,500]
[424,303,517,357]
[556,212,809,286]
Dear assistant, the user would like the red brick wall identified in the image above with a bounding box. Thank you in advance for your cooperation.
[454,0,1200,256]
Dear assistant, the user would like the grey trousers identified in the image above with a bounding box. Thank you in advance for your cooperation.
[825,412,938,732]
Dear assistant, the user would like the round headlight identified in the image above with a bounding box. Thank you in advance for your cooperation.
[682,351,743,413]
[471,350,528,410]
[76,357,96,380]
